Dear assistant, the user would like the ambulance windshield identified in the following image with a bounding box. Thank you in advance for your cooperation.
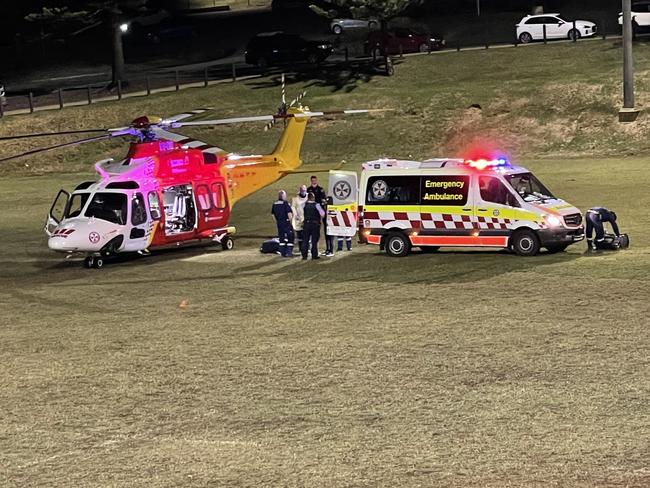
[505,173,556,203]
[84,192,128,225]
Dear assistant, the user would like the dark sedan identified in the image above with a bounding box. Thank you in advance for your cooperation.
[245,32,334,69]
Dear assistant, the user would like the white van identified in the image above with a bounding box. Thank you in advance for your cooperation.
[327,158,585,257]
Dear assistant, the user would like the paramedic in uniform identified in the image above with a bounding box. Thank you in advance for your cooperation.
[301,192,325,260]
[291,185,308,252]
[586,207,620,250]
[272,190,294,257]
[307,175,332,255]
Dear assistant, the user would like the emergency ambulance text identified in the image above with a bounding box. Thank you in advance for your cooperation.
[424,180,465,190]
[420,176,469,205]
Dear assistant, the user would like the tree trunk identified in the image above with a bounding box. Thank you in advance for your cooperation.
[110,8,125,85]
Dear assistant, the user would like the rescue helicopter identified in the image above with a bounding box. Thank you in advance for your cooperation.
[0,82,382,268]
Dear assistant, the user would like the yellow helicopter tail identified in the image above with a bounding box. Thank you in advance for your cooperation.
[270,107,309,171]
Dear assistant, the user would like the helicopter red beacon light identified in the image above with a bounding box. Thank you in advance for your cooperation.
[0,92,383,268]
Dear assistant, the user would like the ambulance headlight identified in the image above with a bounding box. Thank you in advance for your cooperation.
[545,215,562,227]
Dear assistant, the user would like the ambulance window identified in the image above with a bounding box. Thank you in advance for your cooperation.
[65,193,90,219]
[148,192,161,220]
[366,176,419,205]
[131,193,147,226]
[196,184,212,211]
[211,183,227,209]
[479,176,519,207]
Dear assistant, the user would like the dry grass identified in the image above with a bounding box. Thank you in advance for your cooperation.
[1,157,649,487]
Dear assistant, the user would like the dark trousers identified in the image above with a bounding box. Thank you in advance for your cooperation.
[323,216,333,253]
[276,221,294,256]
[302,221,320,258]
[586,212,604,242]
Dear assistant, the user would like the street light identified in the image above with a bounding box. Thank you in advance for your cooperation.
[119,23,129,33]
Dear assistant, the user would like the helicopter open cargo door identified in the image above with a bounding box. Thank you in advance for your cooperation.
[45,189,69,236]
[327,170,358,238]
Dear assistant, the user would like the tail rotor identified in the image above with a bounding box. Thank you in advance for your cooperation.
[265,74,307,132]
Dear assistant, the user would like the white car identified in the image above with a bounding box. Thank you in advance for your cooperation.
[330,18,378,35]
[618,1,650,33]
[516,14,597,43]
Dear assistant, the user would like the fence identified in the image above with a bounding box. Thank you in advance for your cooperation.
[0,25,623,119]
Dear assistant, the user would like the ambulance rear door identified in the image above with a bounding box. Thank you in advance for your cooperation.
[327,170,358,237]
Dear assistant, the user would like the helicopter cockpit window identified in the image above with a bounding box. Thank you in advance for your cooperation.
[131,193,147,226]
[148,192,161,220]
[64,193,90,219]
[84,192,128,225]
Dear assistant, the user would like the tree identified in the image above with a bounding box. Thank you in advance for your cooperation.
[309,0,422,24]
[25,1,146,86]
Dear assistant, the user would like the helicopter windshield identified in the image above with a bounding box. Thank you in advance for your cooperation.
[64,193,90,219]
[84,192,128,225]
[505,172,556,203]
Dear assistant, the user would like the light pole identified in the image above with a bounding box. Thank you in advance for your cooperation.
[476,0,480,16]
[620,0,639,121]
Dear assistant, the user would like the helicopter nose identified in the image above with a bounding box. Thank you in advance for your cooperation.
[48,227,79,251]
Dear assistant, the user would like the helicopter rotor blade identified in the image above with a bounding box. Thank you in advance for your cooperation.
[179,109,388,128]
[0,129,107,141]
[0,134,114,163]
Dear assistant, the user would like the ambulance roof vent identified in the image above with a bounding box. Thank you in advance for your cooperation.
[421,158,464,168]
[362,159,422,170]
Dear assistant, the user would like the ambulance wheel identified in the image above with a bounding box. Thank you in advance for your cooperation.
[420,246,440,253]
[546,243,570,254]
[221,235,234,251]
[94,258,104,269]
[83,257,93,269]
[385,232,411,257]
[511,229,540,256]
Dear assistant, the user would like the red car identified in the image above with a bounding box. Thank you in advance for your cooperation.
[366,28,445,57]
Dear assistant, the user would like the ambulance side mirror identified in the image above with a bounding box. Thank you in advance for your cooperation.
[150,208,161,220]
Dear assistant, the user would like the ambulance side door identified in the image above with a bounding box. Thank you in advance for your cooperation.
[327,170,358,237]
[475,175,521,246]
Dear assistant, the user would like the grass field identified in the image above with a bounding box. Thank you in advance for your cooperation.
[1,41,649,487]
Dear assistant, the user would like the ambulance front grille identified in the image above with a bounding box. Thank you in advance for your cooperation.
[564,213,582,227]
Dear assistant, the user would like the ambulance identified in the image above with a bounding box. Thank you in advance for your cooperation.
[326,157,585,257]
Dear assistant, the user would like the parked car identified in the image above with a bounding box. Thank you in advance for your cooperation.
[0,82,6,107]
[618,1,650,34]
[366,28,445,57]
[516,14,597,43]
[330,18,378,35]
[245,32,334,68]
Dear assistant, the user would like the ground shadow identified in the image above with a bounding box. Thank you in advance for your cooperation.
[247,57,404,94]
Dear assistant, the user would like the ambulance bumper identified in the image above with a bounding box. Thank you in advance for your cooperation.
[538,227,585,246]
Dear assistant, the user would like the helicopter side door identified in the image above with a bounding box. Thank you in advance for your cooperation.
[122,192,151,252]
[195,182,229,233]
[45,189,69,236]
